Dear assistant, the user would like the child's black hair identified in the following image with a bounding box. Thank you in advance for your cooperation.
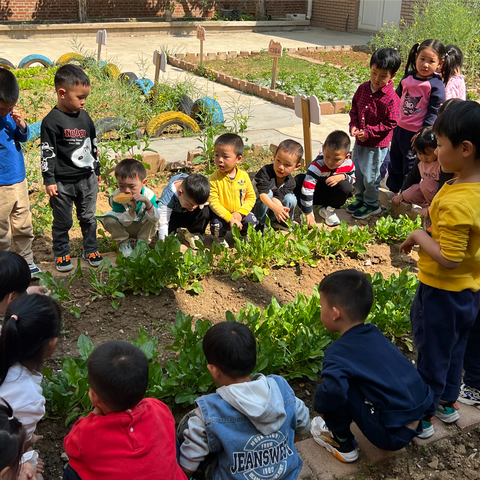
[0,251,30,303]
[203,322,256,378]
[433,99,480,158]
[54,64,91,90]
[0,397,25,480]
[445,44,464,77]
[319,269,373,323]
[182,174,210,205]
[404,39,454,86]
[323,130,351,154]
[413,126,437,155]
[88,341,149,411]
[114,158,147,181]
[0,294,62,385]
[0,68,19,104]
[370,48,402,75]
[276,139,304,164]
[214,133,244,157]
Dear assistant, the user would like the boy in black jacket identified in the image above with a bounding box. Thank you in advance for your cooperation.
[41,65,103,272]
[311,270,435,463]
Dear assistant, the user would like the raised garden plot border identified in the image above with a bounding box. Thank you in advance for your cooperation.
[168,45,355,115]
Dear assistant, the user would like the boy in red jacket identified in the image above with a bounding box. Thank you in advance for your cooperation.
[63,341,186,480]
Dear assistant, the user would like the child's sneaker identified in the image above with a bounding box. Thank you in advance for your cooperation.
[352,204,382,220]
[310,416,359,463]
[417,416,435,439]
[184,232,204,250]
[458,383,480,408]
[320,206,340,227]
[118,241,133,258]
[214,237,229,248]
[435,401,460,423]
[28,262,42,276]
[346,199,363,214]
[56,255,73,272]
[83,251,104,267]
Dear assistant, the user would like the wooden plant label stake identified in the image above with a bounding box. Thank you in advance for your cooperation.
[268,39,283,90]
[96,29,107,62]
[152,50,167,99]
[196,26,206,65]
[294,94,321,167]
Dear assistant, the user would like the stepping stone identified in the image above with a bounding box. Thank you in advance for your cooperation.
[456,402,480,433]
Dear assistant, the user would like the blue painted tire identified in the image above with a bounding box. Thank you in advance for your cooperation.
[134,78,154,95]
[192,97,224,125]
[0,57,15,70]
[18,54,54,69]
[27,121,42,142]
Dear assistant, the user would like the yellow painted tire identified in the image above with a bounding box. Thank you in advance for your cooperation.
[146,112,200,137]
[101,63,121,79]
[56,52,85,65]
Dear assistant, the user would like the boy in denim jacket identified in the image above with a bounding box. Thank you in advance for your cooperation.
[178,322,310,480]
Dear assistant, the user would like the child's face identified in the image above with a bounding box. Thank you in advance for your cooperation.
[214,144,241,174]
[57,84,90,114]
[416,47,443,79]
[273,148,300,179]
[323,146,348,170]
[417,147,437,164]
[117,175,147,195]
[178,192,198,211]
[434,135,463,173]
[369,64,395,92]
[0,100,16,118]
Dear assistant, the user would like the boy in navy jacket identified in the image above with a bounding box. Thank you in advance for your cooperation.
[311,270,435,463]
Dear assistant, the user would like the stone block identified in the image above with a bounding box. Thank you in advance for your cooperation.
[268,89,278,102]
[333,45,342,51]
[342,45,352,50]
[456,402,480,432]
[285,95,295,109]
[186,149,203,163]
[252,142,269,155]
[246,82,255,94]
[216,51,227,60]
[239,51,249,57]
[225,75,234,87]
[143,152,165,176]
[185,53,196,61]
[259,86,270,99]
[324,46,333,52]
[232,77,241,89]
[227,50,237,59]
[333,100,346,113]
[319,102,334,115]
[277,93,287,106]
[218,72,226,83]
[298,463,313,479]
[253,84,262,95]
[239,80,249,92]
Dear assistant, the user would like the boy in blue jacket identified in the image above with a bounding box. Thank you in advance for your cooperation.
[311,269,435,463]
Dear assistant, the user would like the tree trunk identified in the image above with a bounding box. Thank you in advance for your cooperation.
[254,0,265,20]
[78,0,87,23]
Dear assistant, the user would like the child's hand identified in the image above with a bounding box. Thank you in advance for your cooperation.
[349,126,358,137]
[229,213,242,230]
[97,175,102,184]
[357,130,366,142]
[18,462,36,480]
[132,193,149,205]
[46,184,58,196]
[272,204,289,223]
[10,109,27,131]
[36,457,45,474]
[399,233,417,255]
[31,433,43,445]
[326,174,345,187]
[305,212,317,228]
[392,194,403,205]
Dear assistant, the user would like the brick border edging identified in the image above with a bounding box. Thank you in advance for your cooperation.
[167,46,354,115]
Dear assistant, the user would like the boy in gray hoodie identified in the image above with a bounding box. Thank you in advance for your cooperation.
[178,322,311,480]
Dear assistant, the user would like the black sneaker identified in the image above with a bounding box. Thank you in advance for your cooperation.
[56,255,73,272]
[352,204,382,220]
[83,251,103,267]
[346,199,364,214]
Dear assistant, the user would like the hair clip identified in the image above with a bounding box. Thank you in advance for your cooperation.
[430,133,435,141]
[7,415,14,420]
[10,314,18,322]
[445,52,449,57]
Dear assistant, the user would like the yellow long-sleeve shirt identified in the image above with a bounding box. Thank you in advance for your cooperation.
[418,180,480,292]
[208,168,256,222]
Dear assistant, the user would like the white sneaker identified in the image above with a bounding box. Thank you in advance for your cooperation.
[28,262,42,276]
[119,241,133,258]
[214,236,229,248]
[184,232,204,249]
[320,207,340,227]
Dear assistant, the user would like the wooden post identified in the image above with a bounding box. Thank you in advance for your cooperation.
[301,97,313,167]
[268,39,282,90]
[271,57,278,90]
[200,38,204,66]
[197,26,206,66]
[96,29,107,62]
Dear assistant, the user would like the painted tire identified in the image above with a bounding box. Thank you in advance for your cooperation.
[27,121,42,142]
[81,56,96,68]
[192,97,224,125]
[95,117,143,140]
[101,63,121,79]
[146,111,200,137]
[56,52,85,65]
[177,94,194,116]
[0,57,15,70]
[18,54,54,69]
[118,72,138,85]
[134,78,154,95]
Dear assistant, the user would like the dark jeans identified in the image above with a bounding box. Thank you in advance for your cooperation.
[63,465,82,480]
[323,384,423,451]
[50,173,99,257]
[386,126,417,193]
[411,282,479,408]
[169,205,211,235]
[210,211,257,238]
[294,174,353,210]
[464,308,480,390]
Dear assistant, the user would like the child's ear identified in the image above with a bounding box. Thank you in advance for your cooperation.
[58,87,67,98]
[88,388,99,406]
[142,178,148,187]
[332,306,341,321]
[45,337,59,358]
[294,163,301,172]
[177,188,183,197]
[462,140,475,157]
[0,466,10,478]
[345,153,351,160]
[235,154,243,164]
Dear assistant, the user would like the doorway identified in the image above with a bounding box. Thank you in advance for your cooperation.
[358,0,402,31]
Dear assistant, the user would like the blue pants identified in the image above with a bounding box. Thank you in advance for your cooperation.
[464,308,480,390]
[386,126,417,193]
[352,145,388,208]
[323,384,423,451]
[210,211,257,238]
[411,282,479,409]
[253,191,297,224]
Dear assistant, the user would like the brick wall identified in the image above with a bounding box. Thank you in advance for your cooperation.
[400,0,427,25]
[0,0,305,22]
[310,0,359,32]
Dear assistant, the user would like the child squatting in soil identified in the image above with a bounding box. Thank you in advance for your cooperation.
[209,133,258,246]
[156,173,211,249]
[295,130,355,227]
[41,64,103,273]
[400,99,480,433]
[0,68,40,277]
[63,341,186,480]
[253,139,302,228]
[178,321,311,479]
[311,269,435,463]
[97,158,160,258]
